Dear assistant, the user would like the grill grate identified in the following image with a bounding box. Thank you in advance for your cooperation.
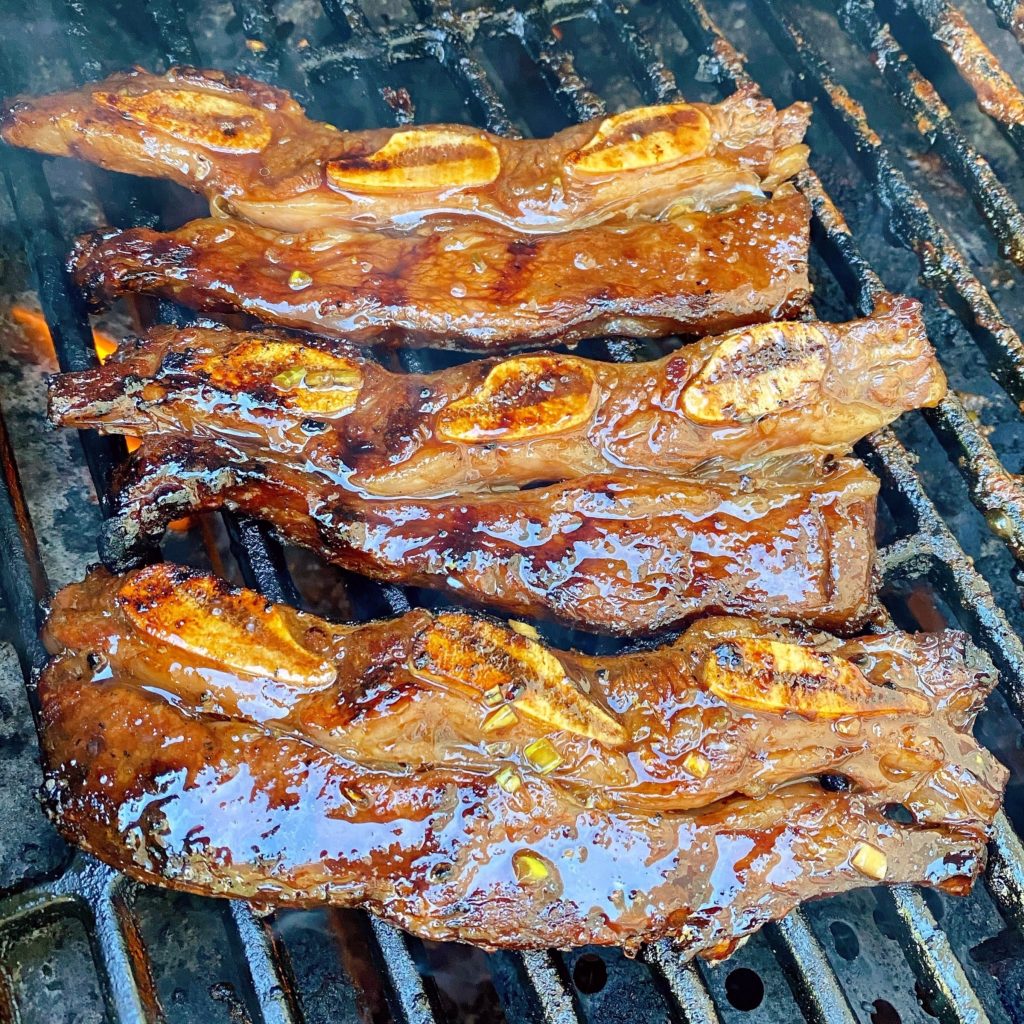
[4,0,1024,1022]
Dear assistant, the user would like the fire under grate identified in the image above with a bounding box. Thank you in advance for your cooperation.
[5,0,1024,1022]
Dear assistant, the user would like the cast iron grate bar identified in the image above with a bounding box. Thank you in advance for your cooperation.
[985,0,1024,48]
[910,0,1024,152]
[742,0,1024,579]
[737,0,1024,693]
[838,0,1024,267]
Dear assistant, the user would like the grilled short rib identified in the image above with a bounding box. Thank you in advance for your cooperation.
[38,564,1006,951]
[101,441,878,633]
[48,294,945,497]
[2,67,809,233]
[69,189,811,350]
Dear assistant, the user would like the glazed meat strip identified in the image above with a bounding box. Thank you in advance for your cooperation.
[39,564,1006,950]
[47,295,945,497]
[100,440,878,634]
[1,67,810,233]
[68,190,811,350]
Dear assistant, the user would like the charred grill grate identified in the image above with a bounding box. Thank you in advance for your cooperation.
[4,0,1024,1021]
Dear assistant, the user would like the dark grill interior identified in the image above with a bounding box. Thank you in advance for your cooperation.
[4,0,1024,1021]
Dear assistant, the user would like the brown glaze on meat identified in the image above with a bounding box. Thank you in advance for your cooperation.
[101,440,877,633]
[38,564,1006,951]
[68,190,812,350]
[2,67,810,233]
[47,295,945,497]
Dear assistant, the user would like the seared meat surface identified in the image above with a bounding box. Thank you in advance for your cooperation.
[100,443,879,634]
[48,295,946,496]
[68,191,811,350]
[2,67,809,233]
[38,565,1005,950]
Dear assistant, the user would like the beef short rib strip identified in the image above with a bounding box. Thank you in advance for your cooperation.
[1,67,810,233]
[68,190,811,350]
[47,295,946,497]
[38,564,1006,951]
[100,440,879,633]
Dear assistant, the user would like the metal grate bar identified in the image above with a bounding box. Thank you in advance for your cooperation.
[225,902,301,1024]
[640,943,720,1024]
[143,0,199,66]
[887,887,993,1024]
[519,2,606,121]
[0,148,123,509]
[910,0,1024,151]
[405,0,519,136]
[593,0,679,104]
[988,811,1024,933]
[516,951,585,1024]
[366,916,439,1024]
[765,915,860,1024]
[0,404,47,669]
[747,0,1024,575]
[839,0,1024,266]
[91,872,165,1024]
[985,0,1024,48]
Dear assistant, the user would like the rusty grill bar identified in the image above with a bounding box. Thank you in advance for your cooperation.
[4,0,1024,1022]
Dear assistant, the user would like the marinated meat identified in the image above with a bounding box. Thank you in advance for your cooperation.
[47,295,946,497]
[68,191,812,350]
[99,441,879,633]
[2,67,810,233]
[38,564,1006,951]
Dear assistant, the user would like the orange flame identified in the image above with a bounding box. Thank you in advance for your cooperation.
[12,306,197,539]
[12,305,119,362]
[12,305,139,452]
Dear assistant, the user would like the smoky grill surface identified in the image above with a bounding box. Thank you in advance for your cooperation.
[5,0,1024,1023]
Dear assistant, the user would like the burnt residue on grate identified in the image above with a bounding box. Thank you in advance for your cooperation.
[5,0,1024,1022]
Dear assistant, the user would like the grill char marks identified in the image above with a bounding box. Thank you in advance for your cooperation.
[66,191,813,351]
[97,437,879,634]
[36,564,1006,950]
[1,68,810,234]
[45,298,945,497]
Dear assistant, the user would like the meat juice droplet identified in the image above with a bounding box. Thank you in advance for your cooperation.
[574,253,597,270]
[451,283,467,298]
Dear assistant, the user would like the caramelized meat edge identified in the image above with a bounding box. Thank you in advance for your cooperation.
[38,564,1005,950]
[67,191,812,350]
[47,294,946,496]
[2,67,810,233]
[100,439,879,633]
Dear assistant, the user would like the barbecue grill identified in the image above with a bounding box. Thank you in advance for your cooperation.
[3,0,1024,1021]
